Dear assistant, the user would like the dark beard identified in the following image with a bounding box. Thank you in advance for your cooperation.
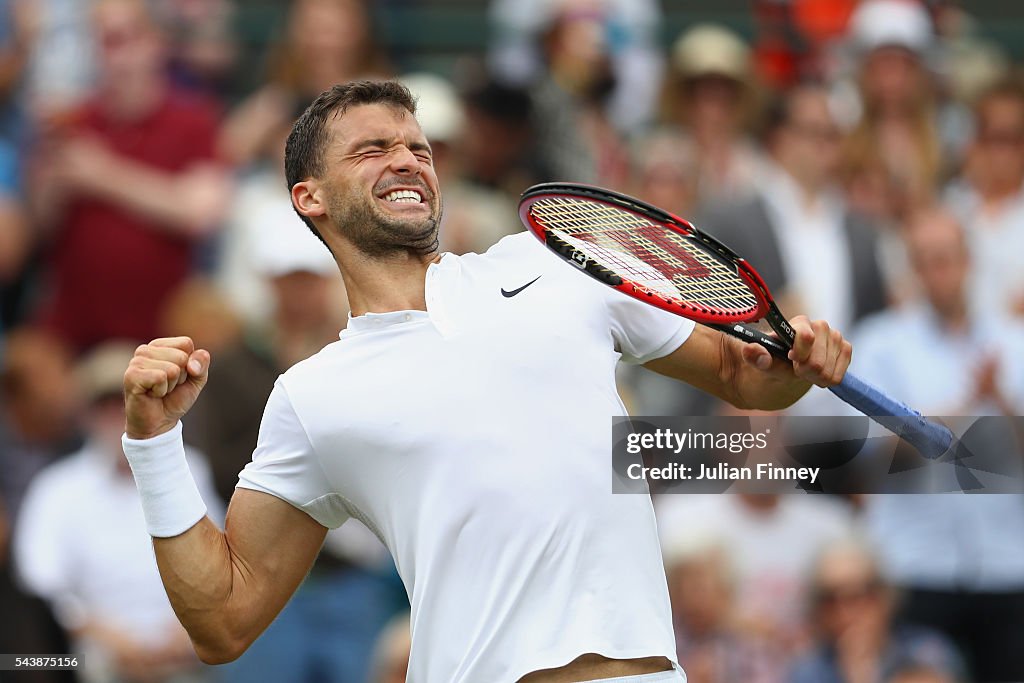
[327,187,441,259]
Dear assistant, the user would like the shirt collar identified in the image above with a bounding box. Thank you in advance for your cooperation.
[338,252,455,339]
[342,310,430,337]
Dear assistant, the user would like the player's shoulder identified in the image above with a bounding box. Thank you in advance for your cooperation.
[277,338,346,387]
[464,231,558,269]
[461,231,591,292]
[487,230,534,252]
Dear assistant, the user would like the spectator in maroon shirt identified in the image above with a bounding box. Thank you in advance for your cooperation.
[29,0,231,351]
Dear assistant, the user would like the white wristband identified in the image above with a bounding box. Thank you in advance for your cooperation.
[122,421,208,538]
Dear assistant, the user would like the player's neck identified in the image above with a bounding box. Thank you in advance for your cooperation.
[339,250,442,317]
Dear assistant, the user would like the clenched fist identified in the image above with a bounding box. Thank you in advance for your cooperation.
[124,337,210,440]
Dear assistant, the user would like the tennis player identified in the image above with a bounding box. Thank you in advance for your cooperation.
[122,80,851,683]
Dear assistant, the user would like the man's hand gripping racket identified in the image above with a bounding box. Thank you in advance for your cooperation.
[518,182,954,459]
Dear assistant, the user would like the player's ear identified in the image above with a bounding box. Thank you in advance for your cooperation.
[291,180,326,220]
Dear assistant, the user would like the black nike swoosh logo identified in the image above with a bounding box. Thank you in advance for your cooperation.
[501,275,542,298]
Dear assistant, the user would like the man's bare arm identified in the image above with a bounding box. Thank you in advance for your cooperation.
[123,337,326,663]
[153,490,326,663]
[644,316,851,410]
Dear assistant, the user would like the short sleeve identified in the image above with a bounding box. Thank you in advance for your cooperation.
[502,231,695,363]
[236,380,350,529]
[602,286,695,364]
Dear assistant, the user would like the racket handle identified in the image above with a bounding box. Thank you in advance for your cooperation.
[829,372,954,459]
[710,323,790,359]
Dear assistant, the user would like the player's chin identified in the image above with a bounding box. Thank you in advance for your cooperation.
[375,200,435,223]
[383,212,436,233]
[380,216,439,254]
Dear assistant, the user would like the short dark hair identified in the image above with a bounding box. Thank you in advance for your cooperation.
[284,80,417,243]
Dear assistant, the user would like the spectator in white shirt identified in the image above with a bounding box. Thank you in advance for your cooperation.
[13,343,223,683]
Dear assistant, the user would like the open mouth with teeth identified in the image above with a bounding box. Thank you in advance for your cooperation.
[378,187,429,211]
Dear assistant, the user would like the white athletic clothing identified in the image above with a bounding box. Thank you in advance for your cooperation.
[236,232,693,683]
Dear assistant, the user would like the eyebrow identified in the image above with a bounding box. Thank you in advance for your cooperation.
[409,141,433,155]
[350,137,433,155]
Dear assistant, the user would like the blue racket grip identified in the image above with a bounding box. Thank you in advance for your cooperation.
[828,372,954,460]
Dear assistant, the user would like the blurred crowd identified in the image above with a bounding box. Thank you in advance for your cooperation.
[1,0,1023,682]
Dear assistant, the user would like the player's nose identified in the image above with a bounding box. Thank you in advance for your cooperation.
[389,145,423,175]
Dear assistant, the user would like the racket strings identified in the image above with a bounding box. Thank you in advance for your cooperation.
[529,197,759,314]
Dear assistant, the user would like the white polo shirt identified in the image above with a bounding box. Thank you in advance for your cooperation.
[237,232,693,682]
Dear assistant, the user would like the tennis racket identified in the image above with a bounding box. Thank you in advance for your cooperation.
[518,182,954,460]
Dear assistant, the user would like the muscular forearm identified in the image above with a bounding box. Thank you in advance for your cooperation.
[645,326,806,409]
[151,489,326,664]
[121,427,306,664]
[121,338,335,664]
[121,422,249,662]
[152,517,261,664]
